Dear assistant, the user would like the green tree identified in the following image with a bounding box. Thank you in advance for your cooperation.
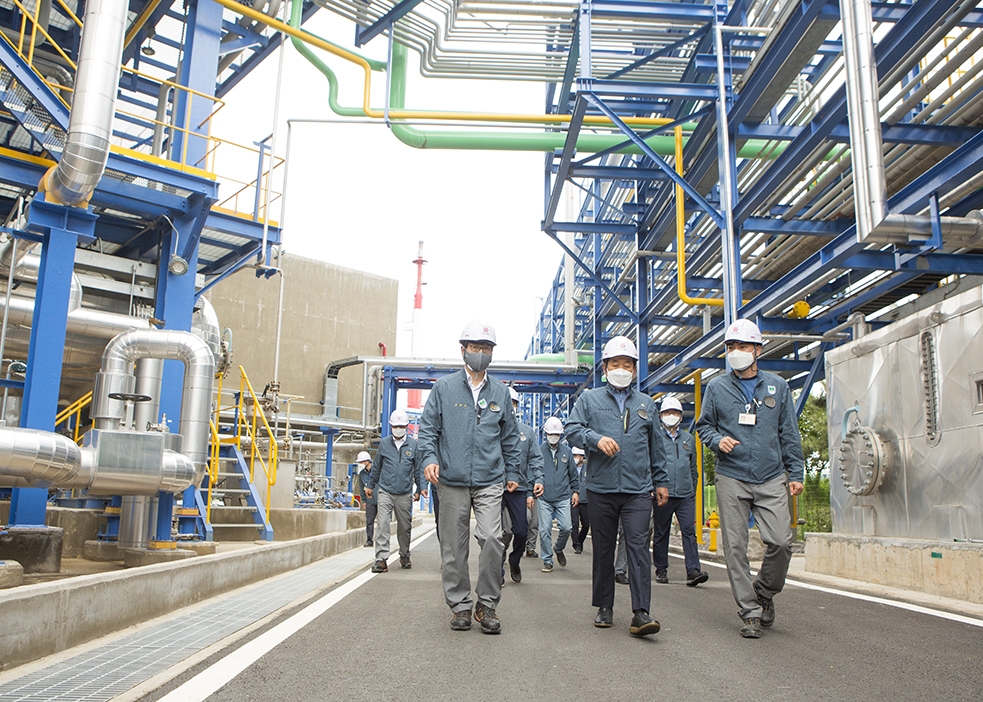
[796,389,832,533]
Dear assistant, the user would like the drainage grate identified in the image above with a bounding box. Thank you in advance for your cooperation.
[0,546,377,701]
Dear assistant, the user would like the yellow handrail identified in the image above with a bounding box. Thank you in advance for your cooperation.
[236,366,278,526]
[205,418,221,525]
[55,390,93,444]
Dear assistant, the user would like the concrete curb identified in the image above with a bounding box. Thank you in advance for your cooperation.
[0,519,416,672]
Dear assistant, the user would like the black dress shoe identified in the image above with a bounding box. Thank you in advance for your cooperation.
[363,541,372,547]
[573,546,583,554]
[510,564,522,583]
[655,569,669,584]
[614,573,629,585]
[686,570,709,587]
[629,610,661,637]
[594,607,613,627]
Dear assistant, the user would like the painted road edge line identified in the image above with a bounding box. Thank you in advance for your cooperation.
[158,528,436,702]
[669,552,983,627]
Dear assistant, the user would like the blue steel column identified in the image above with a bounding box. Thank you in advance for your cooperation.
[714,8,742,324]
[156,0,223,543]
[635,241,649,388]
[9,198,97,526]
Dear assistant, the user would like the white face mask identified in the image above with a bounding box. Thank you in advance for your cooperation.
[605,368,634,389]
[661,414,681,428]
[546,434,561,446]
[727,349,755,372]
[391,427,406,439]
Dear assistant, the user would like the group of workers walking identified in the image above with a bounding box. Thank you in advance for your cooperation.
[355,317,804,641]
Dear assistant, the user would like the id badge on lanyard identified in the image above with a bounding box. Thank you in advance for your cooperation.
[739,403,756,426]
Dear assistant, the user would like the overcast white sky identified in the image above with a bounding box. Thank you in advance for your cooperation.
[213,11,568,362]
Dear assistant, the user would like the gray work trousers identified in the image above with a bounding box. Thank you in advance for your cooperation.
[715,472,793,619]
[375,489,413,561]
[437,482,503,613]
[525,497,539,552]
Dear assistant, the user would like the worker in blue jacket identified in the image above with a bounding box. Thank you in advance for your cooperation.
[354,451,376,547]
[565,336,669,638]
[418,320,522,635]
[696,319,804,640]
[537,416,578,572]
[651,396,708,587]
[365,409,426,574]
[570,446,589,553]
[501,387,544,584]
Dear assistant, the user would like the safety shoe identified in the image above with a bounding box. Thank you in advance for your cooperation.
[629,610,661,637]
[594,607,613,627]
[556,550,567,567]
[756,592,775,627]
[450,609,472,631]
[474,604,501,634]
[615,572,629,585]
[573,546,583,554]
[541,562,553,572]
[740,617,762,638]
[686,570,709,587]
[371,560,387,573]
[510,564,522,583]
[655,569,669,584]
[363,541,372,547]
[400,556,411,569]
[525,549,538,558]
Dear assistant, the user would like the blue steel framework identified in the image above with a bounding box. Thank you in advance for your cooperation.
[531,0,983,427]
[0,1,298,533]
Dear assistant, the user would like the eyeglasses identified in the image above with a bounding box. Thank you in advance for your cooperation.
[465,342,494,353]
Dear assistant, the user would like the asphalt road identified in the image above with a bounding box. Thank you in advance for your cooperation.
[147,528,983,702]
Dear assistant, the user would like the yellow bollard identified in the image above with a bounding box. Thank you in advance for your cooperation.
[708,510,720,552]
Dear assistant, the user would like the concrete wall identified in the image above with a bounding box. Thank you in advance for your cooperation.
[805,533,983,604]
[0,503,102,558]
[205,254,398,422]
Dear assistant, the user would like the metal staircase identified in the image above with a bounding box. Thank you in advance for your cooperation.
[203,444,274,542]
[0,31,68,158]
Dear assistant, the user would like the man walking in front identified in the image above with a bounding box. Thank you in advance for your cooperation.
[365,409,426,573]
[419,320,521,634]
[565,336,669,637]
[696,319,804,639]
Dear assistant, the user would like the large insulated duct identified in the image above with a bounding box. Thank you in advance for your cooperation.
[91,330,215,482]
[41,0,127,206]
[0,426,194,494]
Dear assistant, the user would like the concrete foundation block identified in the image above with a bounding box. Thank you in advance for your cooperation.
[269,508,349,540]
[0,560,24,589]
[178,541,217,556]
[805,533,983,604]
[346,510,367,531]
[700,528,764,561]
[123,548,197,568]
[83,540,122,561]
[0,527,63,574]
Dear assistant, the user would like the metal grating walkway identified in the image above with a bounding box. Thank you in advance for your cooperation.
[0,537,416,701]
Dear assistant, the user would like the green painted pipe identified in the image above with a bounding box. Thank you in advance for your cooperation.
[525,352,595,364]
[289,0,784,158]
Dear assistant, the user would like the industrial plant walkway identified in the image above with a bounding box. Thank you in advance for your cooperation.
[3,525,983,701]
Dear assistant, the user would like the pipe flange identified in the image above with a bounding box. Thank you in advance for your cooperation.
[837,424,889,496]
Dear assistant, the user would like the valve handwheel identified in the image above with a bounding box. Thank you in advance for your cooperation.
[108,392,153,403]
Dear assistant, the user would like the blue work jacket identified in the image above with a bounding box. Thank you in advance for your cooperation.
[539,442,578,502]
[516,421,545,491]
[658,427,698,498]
[417,370,522,488]
[364,435,422,496]
[695,369,804,484]
[564,384,668,494]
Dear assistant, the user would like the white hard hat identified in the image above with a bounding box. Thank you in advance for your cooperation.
[389,409,409,426]
[543,416,564,435]
[571,446,585,456]
[509,387,519,403]
[660,396,683,413]
[355,451,371,463]
[459,319,497,346]
[602,336,639,361]
[724,319,763,345]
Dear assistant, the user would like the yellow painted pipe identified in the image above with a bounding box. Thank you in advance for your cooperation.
[212,0,677,130]
[693,369,705,545]
[124,0,165,51]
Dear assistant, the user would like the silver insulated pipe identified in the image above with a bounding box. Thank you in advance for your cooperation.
[41,0,127,206]
[91,329,215,483]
